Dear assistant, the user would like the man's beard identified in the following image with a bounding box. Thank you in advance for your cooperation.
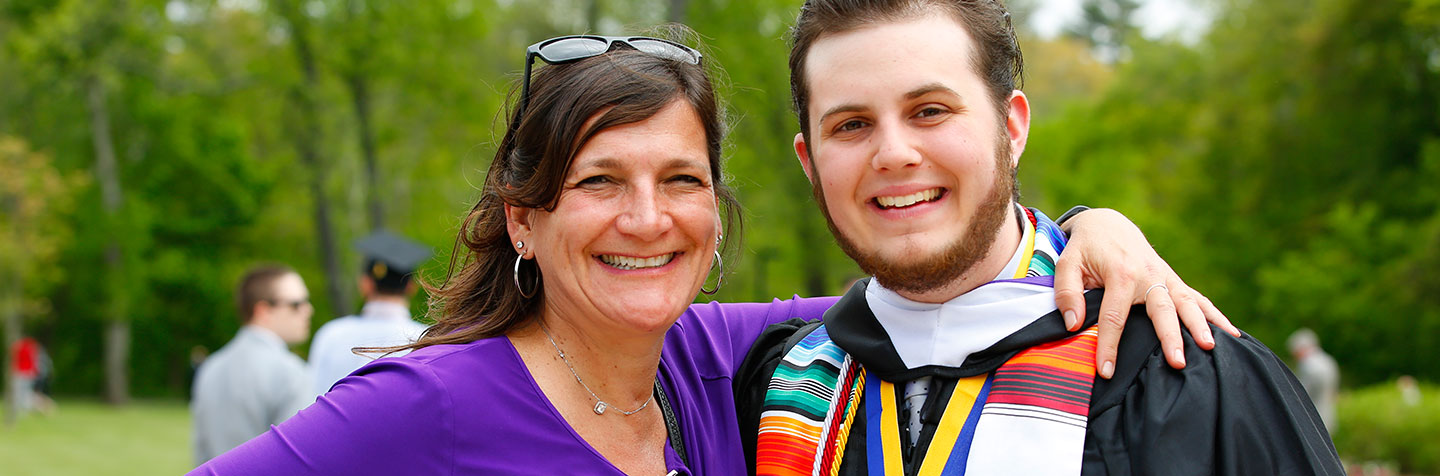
[812,136,1015,295]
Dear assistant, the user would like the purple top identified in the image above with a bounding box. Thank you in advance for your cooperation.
[189,296,837,475]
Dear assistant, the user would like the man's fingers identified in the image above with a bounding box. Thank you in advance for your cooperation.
[1053,255,1087,331]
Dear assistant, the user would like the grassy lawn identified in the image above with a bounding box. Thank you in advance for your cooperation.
[0,399,192,476]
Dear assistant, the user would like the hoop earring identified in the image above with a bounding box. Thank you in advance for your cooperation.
[514,254,539,299]
[700,250,723,295]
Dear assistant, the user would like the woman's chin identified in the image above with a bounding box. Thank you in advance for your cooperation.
[600,298,694,335]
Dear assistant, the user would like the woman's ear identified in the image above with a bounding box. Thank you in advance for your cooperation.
[505,203,533,257]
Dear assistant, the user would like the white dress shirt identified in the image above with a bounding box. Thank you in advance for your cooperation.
[308,301,427,396]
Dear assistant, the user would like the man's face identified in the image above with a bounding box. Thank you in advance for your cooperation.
[261,273,313,345]
[795,13,1029,300]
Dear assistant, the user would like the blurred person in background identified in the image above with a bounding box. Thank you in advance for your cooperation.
[31,337,54,414]
[308,231,431,396]
[191,265,314,465]
[1397,375,1420,407]
[1289,327,1340,433]
[10,335,54,415]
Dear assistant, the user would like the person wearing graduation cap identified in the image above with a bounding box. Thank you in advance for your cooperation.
[308,230,432,396]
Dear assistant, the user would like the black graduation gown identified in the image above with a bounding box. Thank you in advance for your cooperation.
[735,282,1344,476]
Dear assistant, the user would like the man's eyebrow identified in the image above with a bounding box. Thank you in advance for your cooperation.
[905,83,958,100]
[818,104,866,126]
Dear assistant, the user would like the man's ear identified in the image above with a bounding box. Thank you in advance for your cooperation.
[357,275,374,296]
[250,301,272,326]
[1006,90,1031,168]
[504,203,533,257]
[793,133,816,185]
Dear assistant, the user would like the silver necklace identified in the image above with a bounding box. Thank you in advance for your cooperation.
[540,324,654,416]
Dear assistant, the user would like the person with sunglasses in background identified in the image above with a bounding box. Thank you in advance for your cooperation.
[191,28,1234,475]
[191,264,314,465]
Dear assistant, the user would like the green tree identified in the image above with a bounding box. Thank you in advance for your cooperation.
[1028,0,1440,384]
[0,137,81,426]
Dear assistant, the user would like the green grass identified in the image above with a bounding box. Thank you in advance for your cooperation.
[1,388,1435,475]
[0,399,192,476]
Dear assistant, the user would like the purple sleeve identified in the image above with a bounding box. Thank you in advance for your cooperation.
[187,358,454,475]
[680,296,839,379]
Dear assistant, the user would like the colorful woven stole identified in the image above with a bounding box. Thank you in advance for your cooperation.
[756,209,1099,476]
[756,326,864,476]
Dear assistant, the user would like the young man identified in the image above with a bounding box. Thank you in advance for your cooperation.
[308,231,431,396]
[192,265,314,465]
[737,1,1344,474]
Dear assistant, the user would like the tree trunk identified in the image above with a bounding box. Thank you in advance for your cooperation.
[2,162,19,426]
[278,0,351,316]
[3,273,19,428]
[88,76,129,405]
[797,216,829,297]
[348,73,383,231]
[587,0,601,31]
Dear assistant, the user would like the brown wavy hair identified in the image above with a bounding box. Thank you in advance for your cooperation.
[394,35,740,352]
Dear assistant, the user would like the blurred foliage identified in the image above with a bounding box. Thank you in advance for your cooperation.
[0,137,83,320]
[1335,379,1440,473]
[1024,0,1440,385]
[0,0,1435,398]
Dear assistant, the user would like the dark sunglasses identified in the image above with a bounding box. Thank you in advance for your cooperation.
[266,298,310,311]
[516,35,703,123]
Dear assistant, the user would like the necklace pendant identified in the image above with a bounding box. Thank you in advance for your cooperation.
[593,401,608,415]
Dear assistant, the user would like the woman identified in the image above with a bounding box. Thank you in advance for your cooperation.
[192,35,1229,475]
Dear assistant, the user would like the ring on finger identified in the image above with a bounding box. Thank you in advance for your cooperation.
[1144,282,1169,301]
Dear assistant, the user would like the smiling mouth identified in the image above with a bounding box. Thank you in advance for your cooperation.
[874,188,944,209]
[597,253,677,270]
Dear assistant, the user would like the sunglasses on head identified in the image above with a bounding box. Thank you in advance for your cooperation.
[515,35,703,124]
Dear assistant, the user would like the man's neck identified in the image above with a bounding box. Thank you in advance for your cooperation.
[890,204,1024,304]
[243,323,290,347]
[364,294,409,305]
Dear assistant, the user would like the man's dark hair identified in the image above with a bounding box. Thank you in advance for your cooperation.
[236,265,297,323]
[789,0,1024,146]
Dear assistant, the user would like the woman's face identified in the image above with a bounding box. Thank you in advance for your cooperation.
[508,99,720,336]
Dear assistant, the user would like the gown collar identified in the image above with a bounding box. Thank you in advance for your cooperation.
[825,205,1075,381]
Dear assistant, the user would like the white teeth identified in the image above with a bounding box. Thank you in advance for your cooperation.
[876,188,941,209]
[598,253,676,270]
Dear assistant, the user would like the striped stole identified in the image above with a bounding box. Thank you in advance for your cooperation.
[756,326,1098,476]
[756,325,864,476]
[755,208,1099,476]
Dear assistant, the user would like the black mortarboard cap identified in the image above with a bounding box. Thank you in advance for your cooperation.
[356,230,432,292]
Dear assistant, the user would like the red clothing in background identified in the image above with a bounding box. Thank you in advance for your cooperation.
[12,337,38,378]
